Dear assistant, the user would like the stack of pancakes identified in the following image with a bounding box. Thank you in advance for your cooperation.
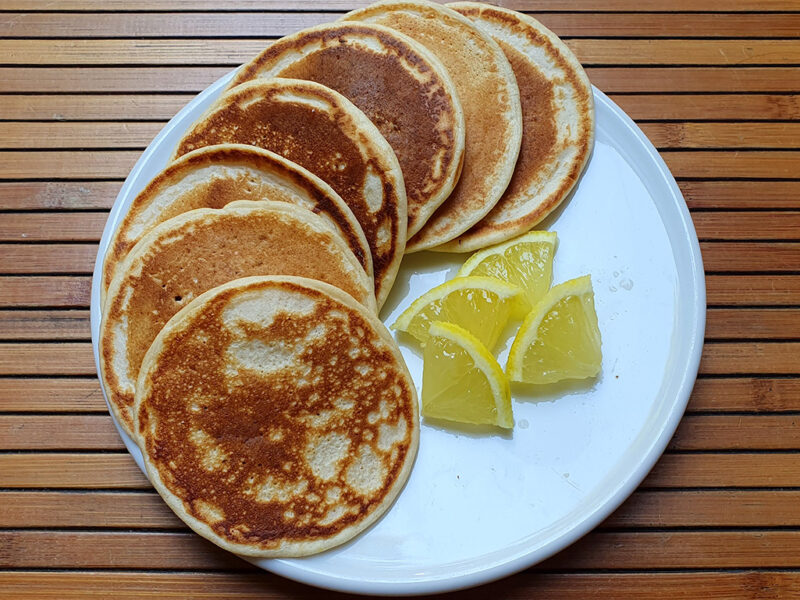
[98,0,594,558]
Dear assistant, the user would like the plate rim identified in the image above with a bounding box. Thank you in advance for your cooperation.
[90,74,706,596]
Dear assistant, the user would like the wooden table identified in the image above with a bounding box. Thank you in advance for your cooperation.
[1,0,799,597]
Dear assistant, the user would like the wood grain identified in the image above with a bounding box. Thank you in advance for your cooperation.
[5,68,799,94]
[0,310,90,340]
[5,121,800,152]
[0,415,123,449]
[706,309,800,339]
[706,275,800,306]
[6,0,800,11]
[5,529,800,570]
[7,488,800,530]
[6,12,800,39]
[0,245,98,275]
[3,180,796,212]
[0,276,91,308]
[1,571,800,599]
[0,343,96,376]
[0,213,108,241]
[0,378,104,412]
[700,343,800,375]
[3,150,798,179]
[0,453,149,489]
[2,39,798,66]
[645,453,800,488]
[689,378,800,412]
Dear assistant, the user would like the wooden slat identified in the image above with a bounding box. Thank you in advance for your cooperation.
[0,123,160,150]
[706,309,800,339]
[0,531,248,570]
[0,95,193,121]
[0,415,122,450]
[0,378,104,412]
[3,150,798,180]
[3,211,797,244]
[663,151,800,179]
[4,339,800,380]
[641,123,800,149]
[707,275,800,306]
[694,213,800,240]
[670,415,800,450]
[700,343,800,375]
[0,213,107,241]
[4,68,799,94]
[6,0,800,11]
[0,310,90,340]
[6,488,800,530]
[2,451,796,490]
[1,571,799,600]
[545,531,800,570]
[689,378,800,412]
[682,182,800,210]
[607,490,800,528]
[0,491,181,529]
[0,276,91,308]
[0,245,98,274]
[622,96,800,122]
[5,12,800,39]
[646,453,800,488]
[2,181,795,212]
[0,152,139,179]
[5,241,798,276]
[4,529,800,570]
[5,412,800,451]
[2,91,797,126]
[701,242,800,272]
[0,453,149,489]
[0,182,121,211]
[2,39,799,66]
[0,343,96,376]
[5,122,800,152]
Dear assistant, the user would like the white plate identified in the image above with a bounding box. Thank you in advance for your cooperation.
[90,70,705,596]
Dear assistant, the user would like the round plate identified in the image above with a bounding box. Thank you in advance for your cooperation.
[91,70,705,596]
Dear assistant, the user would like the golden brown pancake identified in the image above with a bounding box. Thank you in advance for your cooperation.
[438,3,595,252]
[230,22,465,239]
[135,275,419,557]
[173,78,406,309]
[342,0,522,251]
[101,144,372,303]
[100,200,375,436]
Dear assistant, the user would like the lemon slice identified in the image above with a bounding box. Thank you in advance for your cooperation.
[507,275,602,384]
[423,321,513,429]
[458,230,557,315]
[392,276,521,350]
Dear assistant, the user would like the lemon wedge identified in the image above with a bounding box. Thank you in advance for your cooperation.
[392,276,521,350]
[507,275,602,384]
[422,321,513,429]
[458,230,557,316]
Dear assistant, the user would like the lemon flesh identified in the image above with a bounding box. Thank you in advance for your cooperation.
[507,275,602,384]
[458,230,557,316]
[423,321,513,429]
[392,276,521,350]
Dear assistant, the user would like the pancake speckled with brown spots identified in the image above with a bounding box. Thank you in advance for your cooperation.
[101,144,372,305]
[134,275,419,557]
[172,78,406,309]
[437,2,595,252]
[342,0,522,252]
[230,22,465,239]
[100,200,375,437]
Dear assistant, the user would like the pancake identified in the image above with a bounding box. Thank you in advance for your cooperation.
[135,275,419,557]
[230,22,465,239]
[101,144,372,303]
[438,3,595,252]
[173,78,406,309]
[342,0,522,252]
[100,200,375,436]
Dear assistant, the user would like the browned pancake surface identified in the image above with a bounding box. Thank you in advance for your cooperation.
[102,145,372,297]
[232,23,463,237]
[137,277,417,555]
[174,81,404,308]
[101,202,373,435]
